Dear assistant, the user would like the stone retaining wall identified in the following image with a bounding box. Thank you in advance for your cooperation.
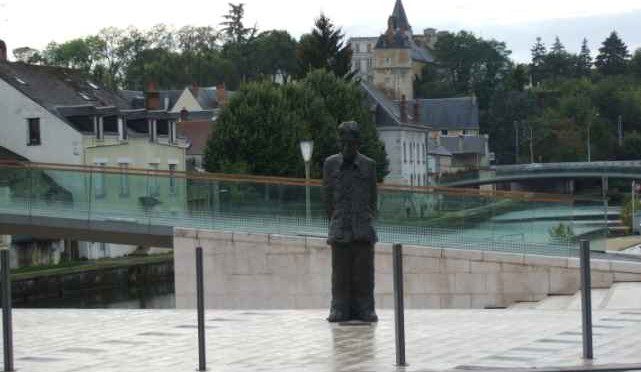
[174,228,641,309]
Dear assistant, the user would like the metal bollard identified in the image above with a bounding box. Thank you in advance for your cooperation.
[196,247,206,371]
[393,244,407,367]
[1,248,14,371]
[580,240,593,360]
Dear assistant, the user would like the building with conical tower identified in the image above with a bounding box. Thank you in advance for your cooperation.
[350,1,492,187]
[350,0,436,100]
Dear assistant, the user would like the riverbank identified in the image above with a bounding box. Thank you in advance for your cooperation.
[11,253,174,307]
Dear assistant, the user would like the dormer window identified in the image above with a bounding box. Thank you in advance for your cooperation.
[79,92,92,101]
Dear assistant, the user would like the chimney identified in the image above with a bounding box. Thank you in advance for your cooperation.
[145,82,161,110]
[0,40,7,62]
[216,83,228,107]
[412,100,420,124]
[400,95,408,123]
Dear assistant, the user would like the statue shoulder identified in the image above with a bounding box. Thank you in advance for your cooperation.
[323,154,342,168]
[358,153,376,167]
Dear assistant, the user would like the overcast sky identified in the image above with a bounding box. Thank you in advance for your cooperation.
[1,0,640,62]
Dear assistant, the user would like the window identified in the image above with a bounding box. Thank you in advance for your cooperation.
[94,162,107,198]
[149,120,157,142]
[367,44,372,52]
[355,43,361,53]
[441,130,449,136]
[27,118,41,146]
[147,163,160,196]
[119,163,129,197]
[95,117,104,140]
[169,164,177,195]
[403,142,407,163]
[410,143,414,163]
[385,57,392,65]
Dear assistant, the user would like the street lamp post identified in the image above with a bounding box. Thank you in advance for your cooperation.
[300,140,314,224]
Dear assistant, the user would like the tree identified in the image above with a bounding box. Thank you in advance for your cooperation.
[576,38,592,77]
[595,31,629,76]
[544,36,574,81]
[296,14,353,79]
[631,48,641,78]
[621,131,641,160]
[176,26,220,53]
[220,3,258,82]
[220,3,256,44]
[530,37,547,84]
[431,31,511,108]
[253,30,298,83]
[204,70,388,180]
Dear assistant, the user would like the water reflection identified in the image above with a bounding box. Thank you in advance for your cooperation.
[14,280,175,309]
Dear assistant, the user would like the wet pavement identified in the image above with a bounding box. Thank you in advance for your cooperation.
[3,309,641,371]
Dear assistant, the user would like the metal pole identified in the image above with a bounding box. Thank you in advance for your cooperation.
[196,247,206,371]
[618,115,623,147]
[587,119,591,163]
[529,126,534,164]
[1,240,14,372]
[580,240,593,360]
[633,181,637,234]
[513,121,520,164]
[393,244,407,367]
[305,161,311,225]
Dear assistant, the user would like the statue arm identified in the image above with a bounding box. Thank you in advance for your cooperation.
[370,162,378,218]
[322,160,334,218]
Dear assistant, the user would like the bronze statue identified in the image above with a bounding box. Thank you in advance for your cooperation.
[323,121,378,323]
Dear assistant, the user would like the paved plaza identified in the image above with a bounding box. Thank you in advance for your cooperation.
[3,309,641,371]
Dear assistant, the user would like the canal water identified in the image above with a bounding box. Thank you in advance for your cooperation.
[14,279,176,309]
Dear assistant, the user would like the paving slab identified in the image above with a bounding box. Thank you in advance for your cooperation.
[2,309,641,371]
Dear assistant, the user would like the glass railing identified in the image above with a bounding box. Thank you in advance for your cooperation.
[0,161,611,257]
[438,161,641,186]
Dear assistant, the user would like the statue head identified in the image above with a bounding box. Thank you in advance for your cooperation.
[338,121,361,163]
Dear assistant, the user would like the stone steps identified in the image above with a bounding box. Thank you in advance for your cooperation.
[508,283,641,310]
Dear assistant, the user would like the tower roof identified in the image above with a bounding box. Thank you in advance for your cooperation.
[392,0,411,32]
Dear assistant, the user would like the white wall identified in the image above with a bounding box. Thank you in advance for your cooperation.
[0,79,83,165]
[380,127,428,185]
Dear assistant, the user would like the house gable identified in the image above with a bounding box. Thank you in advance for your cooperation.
[171,88,203,113]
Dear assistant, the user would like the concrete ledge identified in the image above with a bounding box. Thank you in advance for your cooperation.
[174,228,641,309]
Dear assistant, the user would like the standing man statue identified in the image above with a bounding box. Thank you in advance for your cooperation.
[323,121,378,323]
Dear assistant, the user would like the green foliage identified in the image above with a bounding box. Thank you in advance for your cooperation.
[622,196,641,229]
[621,132,641,160]
[416,31,511,110]
[548,223,577,243]
[203,70,388,181]
[296,14,353,79]
[595,31,630,76]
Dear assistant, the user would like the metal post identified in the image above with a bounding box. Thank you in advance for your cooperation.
[618,115,623,147]
[529,126,534,164]
[196,247,206,371]
[587,119,591,163]
[393,244,407,366]
[305,161,311,225]
[514,121,520,164]
[633,181,637,234]
[580,240,593,360]
[1,239,14,372]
